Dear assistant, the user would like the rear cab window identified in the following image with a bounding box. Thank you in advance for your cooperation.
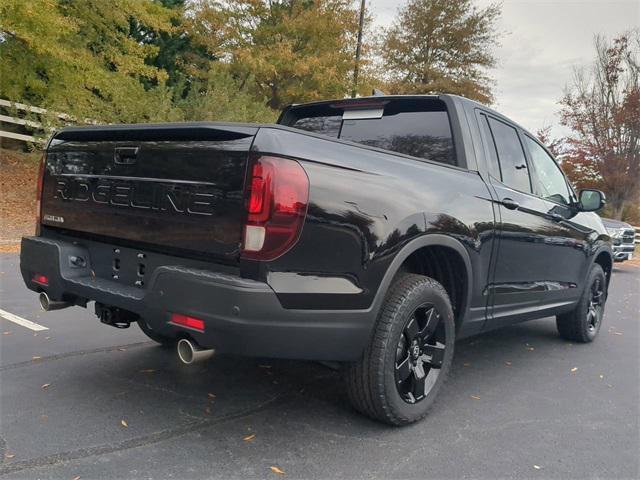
[280,98,457,166]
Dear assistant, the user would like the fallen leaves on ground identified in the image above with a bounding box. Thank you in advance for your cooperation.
[505,361,512,366]
[570,367,578,373]
[139,369,155,373]
[32,356,41,360]
[3,331,11,335]
[72,475,81,480]
[270,466,285,475]
[533,465,541,470]
[243,434,256,442]
[41,383,51,390]
[208,393,216,399]
[5,453,15,459]
[463,362,471,367]
[121,420,129,428]
[470,395,481,400]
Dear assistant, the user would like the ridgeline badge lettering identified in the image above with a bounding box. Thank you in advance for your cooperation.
[53,177,218,216]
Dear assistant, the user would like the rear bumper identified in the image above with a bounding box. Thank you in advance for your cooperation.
[19,236,373,361]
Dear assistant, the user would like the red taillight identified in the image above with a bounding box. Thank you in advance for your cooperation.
[170,313,205,332]
[242,156,309,260]
[35,153,46,235]
[32,273,49,286]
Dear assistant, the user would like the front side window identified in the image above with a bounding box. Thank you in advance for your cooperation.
[523,136,572,205]
[486,117,532,193]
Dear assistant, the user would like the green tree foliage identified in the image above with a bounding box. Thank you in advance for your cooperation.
[381,0,500,104]
[1,0,502,129]
[187,0,366,109]
[0,0,180,123]
[177,67,277,122]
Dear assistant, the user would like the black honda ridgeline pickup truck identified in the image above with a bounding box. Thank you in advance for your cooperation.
[21,95,613,425]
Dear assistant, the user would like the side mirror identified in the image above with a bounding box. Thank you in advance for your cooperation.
[578,189,606,212]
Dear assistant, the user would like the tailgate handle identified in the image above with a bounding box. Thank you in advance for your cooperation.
[114,147,139,165]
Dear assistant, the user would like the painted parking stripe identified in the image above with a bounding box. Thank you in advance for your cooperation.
[0,309,49,331]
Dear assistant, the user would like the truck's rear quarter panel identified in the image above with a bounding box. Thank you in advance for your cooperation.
[250,127,496,322]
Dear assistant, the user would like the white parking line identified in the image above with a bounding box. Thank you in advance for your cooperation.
[0,308,49,331]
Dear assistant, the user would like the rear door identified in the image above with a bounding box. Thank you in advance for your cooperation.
[477,112,582,327]
[42,123,257,261]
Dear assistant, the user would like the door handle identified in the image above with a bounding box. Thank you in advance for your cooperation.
[500,198,520,210]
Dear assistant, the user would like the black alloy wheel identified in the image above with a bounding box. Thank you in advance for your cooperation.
[557,263,607,343]
[586,277,604,334]
[394,303,446,404]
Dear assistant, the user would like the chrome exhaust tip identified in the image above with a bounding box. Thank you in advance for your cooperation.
[177,338,214,365]
[39,292,71,311]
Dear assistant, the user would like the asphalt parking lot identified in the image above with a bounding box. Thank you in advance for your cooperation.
[0,252,638,479]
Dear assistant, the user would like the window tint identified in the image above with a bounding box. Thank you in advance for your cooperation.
[478,114,501,180]
[486,117,531,193]
[292,115,341,138]
[285,100,456,166]
[524,136,572,205]
[339,111,455,165]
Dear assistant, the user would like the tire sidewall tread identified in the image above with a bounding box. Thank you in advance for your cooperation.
[345,273,456,425]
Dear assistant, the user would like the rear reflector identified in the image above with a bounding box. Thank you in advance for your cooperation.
[242,156,309,260]
[32,273,49,286]
[170,313,205,332]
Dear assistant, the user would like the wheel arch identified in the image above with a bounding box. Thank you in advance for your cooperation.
[592,247,613,287]
[371,234,473,330]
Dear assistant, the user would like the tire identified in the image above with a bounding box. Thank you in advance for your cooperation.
[344,273,455,426]
[137,319,176,347]
[556,264,607,343]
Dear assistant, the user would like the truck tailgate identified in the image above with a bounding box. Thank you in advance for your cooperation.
[41,123,258,261]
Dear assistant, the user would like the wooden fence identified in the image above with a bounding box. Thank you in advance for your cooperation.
[0,98,73,144]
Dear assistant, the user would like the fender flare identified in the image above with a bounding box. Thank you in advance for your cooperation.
[369,234,474,323]
[589,244,614,285]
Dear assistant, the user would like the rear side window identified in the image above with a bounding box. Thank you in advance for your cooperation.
[486,117,532,193]
[478,114,502,180]
[283,99,456,166]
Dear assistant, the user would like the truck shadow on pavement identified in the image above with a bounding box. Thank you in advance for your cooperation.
[0,316,598,476]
